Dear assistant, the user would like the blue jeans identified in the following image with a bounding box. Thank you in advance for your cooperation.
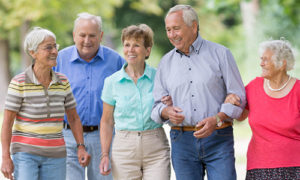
[12,152,66,180]
[170,126,236,180]
[63,129,112,180]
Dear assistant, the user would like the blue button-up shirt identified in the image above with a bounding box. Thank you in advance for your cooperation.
[151,34,246,126]
[54,45,124,126]
[102,63,161,131]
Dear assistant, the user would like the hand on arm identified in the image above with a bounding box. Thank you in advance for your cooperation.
[161,106,185,125]
[99,103,114,176]
[224,94,249,121]
[66,108,90,167]
[161,95,173,106]
[1,110,17,180]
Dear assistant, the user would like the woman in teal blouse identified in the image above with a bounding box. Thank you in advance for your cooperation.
[99,24,170,179]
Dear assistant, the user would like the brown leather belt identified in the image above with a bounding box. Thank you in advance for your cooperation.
[64,122,98,132]
[171,121,232,131]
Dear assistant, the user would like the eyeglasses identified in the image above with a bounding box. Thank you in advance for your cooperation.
[40,44,60,51]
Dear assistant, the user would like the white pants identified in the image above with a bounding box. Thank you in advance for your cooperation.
[112,127,170,180]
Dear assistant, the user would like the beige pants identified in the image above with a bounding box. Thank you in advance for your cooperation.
[112,127,170,180]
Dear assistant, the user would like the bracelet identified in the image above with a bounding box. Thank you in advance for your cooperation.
[76,143,85,149]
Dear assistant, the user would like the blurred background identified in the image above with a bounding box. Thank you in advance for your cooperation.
[0,0,299,179]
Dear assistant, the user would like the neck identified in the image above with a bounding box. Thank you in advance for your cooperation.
[33,63,52,84]
[267,73,289,89]
[125,62,145,80]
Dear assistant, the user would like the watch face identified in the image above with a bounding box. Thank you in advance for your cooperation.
[217,121,223,127]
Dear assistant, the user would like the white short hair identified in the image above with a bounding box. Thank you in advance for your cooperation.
[166,4,199,31]
[24,27,56,55]
[259,38,295,71]
[73,12,102,32]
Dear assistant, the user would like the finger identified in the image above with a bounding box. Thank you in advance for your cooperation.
[173,107,183,113]
[161,96,169,101]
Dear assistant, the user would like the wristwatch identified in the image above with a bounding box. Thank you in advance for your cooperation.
[76,143,86,149]
[215,114,223,127]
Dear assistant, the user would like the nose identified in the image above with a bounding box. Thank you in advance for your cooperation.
[84,36,89,43]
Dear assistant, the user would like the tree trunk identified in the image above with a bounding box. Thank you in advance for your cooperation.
[0,39,11,110]
[240,0,260,81]
[20,20,32,70]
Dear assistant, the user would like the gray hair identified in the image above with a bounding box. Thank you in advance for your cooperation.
[24,27,56,55]
[166,4,199,31]
[74,12,102,32]
[259,38,295,71]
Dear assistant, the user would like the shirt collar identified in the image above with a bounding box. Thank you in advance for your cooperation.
[175,33,203,56]
[117,62,153,82]
[25,64,62,85]
[70,45,103,63]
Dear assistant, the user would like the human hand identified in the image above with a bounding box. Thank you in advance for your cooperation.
[99,156,111,175]
[1,156,14,180]
[77,147,91,167]
[161,95,173,106]
[193,116,217,138]
[224,94,241,106]
[162,106,185,125]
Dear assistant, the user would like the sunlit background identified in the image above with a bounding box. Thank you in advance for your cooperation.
[0,0,299,179]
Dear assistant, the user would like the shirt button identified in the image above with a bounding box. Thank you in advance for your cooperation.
[190,81,193,83]
[194,109,196,111]
[189,68,191,70]
[87,77,90,79]
[192,95,194,97]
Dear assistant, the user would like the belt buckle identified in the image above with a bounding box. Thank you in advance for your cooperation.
[90,126,94,131]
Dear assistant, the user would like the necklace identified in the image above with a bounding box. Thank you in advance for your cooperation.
[266,75,291,92]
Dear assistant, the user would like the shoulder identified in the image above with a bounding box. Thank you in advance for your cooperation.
[203,39,228,53]
[101,46,122,58]
[159,49,176,65]
[54,72,70,84]
[145,64,157,79]
[58,45,75,56]
[105,69,122,82]
[11,72,26,84]
[246,77,263,89]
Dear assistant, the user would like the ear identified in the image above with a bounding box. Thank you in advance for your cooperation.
[29,50,36,59]
[281,59,287,71]
[146,47,151,57]
[99,31,104,43]
[73,31,76,42]
[192,21,198,34]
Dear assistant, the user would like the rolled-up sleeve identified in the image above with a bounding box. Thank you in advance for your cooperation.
[219,49,246,119]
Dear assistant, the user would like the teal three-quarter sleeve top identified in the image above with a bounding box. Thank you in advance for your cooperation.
[101,63,162,131]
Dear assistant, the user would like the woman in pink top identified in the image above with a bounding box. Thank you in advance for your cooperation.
[226,39,300,179]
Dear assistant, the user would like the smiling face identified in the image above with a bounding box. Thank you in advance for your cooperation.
[73,19,103,61]
[165,10,198,54]
[30,36,58,68]
[123,38,151,66]
[260,49,280,79]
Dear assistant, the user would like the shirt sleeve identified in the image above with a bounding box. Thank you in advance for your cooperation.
[101,77,116,106]
[64,79,77,110]
[4,78,23,112]
[151,60,169,124]
[219,49,246,119]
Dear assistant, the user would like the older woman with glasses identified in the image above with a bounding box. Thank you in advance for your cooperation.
[226,39,300,179]
[1,27,90,180]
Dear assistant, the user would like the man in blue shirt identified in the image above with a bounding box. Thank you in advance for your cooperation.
[151,5,246,180]
[54,13,124,180]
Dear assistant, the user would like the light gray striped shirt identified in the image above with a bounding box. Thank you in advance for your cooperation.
[151,34,246,126]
